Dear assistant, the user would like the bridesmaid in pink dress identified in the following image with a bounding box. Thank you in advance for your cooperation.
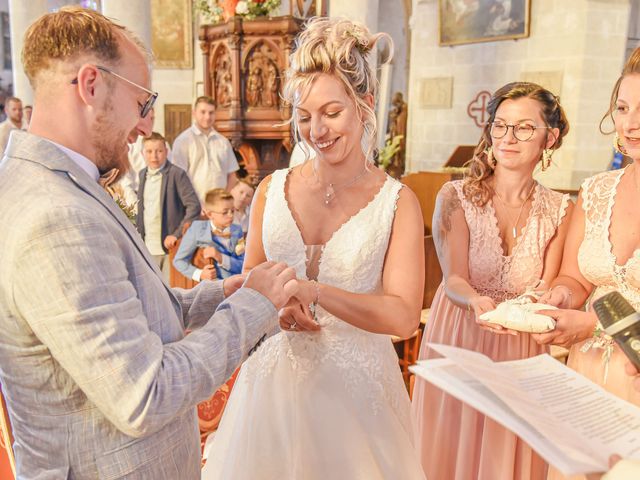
[532,49,640,480]
[411,82,573,480]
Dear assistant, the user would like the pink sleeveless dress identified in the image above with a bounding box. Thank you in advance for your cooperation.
[412,180,569,480]
[548,169,640,480]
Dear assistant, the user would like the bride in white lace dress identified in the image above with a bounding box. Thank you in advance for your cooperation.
[201,18,427,480]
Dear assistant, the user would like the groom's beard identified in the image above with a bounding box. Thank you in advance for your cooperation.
[92,99,130,183]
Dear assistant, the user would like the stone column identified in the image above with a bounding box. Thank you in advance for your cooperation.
[329,0,379,32]
[8,0,47,104]
[101,0,152,51]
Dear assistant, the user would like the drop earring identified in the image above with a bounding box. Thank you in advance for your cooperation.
[485,146,496,168]
[614,133,627,155]
[541,148,553,171]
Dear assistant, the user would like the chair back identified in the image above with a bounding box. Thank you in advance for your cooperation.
[423,235,442,308]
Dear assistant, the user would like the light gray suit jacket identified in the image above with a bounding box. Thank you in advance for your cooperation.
[0,131,276,479]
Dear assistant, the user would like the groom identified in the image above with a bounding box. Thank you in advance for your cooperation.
[0,7,309,479]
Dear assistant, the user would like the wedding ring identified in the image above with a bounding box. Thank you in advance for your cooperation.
[289,322,297,330]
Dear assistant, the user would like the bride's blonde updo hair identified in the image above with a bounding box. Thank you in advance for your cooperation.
[462,82,569,206]
[282,17,393,163]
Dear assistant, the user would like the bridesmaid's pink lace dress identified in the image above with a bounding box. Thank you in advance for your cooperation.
[412,180,569,480]
[548,169,640,480]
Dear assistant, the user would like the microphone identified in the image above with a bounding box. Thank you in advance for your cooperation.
[593,291,640,370]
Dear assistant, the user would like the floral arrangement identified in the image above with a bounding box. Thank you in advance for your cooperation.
[377,135,403,171]
[195,0,281,24]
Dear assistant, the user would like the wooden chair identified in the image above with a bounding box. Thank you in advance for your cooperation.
[423,235,442,309]
[0,384,15,479]
[402,171,461,235]
[398,236,442,392]
[392,329,422,385]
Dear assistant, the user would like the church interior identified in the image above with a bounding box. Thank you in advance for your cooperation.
[1,1,640,478]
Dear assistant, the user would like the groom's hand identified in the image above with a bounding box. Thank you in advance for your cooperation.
[244,261,298,310]
[222,274,246,298]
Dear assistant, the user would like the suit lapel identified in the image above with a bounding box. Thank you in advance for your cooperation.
[7,131,182,310]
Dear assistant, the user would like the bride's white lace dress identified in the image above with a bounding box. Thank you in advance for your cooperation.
[201,168,426,480]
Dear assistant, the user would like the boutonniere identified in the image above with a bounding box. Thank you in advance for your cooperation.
[235,237,246,256]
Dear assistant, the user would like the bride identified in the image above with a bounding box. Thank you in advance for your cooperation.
[201,17,427,480]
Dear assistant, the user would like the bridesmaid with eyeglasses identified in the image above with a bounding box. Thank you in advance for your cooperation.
[412,81,573,480]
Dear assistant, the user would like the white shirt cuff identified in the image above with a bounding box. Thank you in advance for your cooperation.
[192,269,202,282]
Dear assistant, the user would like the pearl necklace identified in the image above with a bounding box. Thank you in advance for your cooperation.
[492,181,537,239]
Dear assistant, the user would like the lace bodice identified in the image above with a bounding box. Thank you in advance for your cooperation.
[250,168,406,411]
[578,169,640,309]
[449,180,569,302]
[263,168,402,309]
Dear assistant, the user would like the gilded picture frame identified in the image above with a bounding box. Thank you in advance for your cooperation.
[438,0,531,47]
[151,0,193,69]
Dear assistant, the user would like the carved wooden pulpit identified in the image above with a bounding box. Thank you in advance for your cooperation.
[199,16,302,181]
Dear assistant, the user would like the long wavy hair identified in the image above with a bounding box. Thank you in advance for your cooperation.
[600,47,640,134]
[282,17,393,164]
[462,82,570,206]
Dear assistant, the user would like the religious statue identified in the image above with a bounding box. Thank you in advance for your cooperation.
[385,91,408,179]
[215,52,233,108]
[264,62,279,108]
[246,64,263,107]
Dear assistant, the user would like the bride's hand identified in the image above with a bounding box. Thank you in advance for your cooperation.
[278,298,320,332]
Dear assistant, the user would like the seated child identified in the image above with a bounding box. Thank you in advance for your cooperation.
[230,177,255,235]
[135,131,200,280]
[173,188,245,281]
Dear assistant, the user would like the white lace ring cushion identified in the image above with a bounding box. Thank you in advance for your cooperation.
[479,303,557,333]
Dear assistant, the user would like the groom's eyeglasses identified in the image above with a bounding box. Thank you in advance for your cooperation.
[71,65,158,118]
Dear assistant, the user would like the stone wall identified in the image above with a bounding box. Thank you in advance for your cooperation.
[407,0,630,189]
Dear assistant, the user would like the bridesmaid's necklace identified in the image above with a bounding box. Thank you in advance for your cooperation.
[492,181,537,239]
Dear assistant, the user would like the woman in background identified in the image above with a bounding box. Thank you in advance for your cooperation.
[533,46,640,480]
[412,81,572,480]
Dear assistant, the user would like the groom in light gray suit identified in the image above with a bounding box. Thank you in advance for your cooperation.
[0,7,306,479]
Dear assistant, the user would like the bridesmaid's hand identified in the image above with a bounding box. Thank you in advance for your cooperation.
[531,309,597,348]
[538,285,571,308]
[624,361,640,392]
[471,296,518,336]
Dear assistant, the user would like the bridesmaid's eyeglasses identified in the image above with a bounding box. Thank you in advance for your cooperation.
[490,121,551,142]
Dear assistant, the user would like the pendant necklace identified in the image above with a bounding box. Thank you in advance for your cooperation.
[492,181,537,239]
[313,163,370,205]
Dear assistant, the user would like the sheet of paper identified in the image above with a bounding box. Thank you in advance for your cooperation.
[410,344,640,476]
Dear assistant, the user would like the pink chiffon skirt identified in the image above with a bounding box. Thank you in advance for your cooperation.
[411,286,549,480]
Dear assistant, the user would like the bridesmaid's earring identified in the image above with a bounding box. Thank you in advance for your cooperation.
[485,146,496,168]
[541,149,553,171]
[614,133,627,155]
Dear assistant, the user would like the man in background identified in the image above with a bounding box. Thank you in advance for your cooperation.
[0,97,23,153]
[172,96,238,203]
